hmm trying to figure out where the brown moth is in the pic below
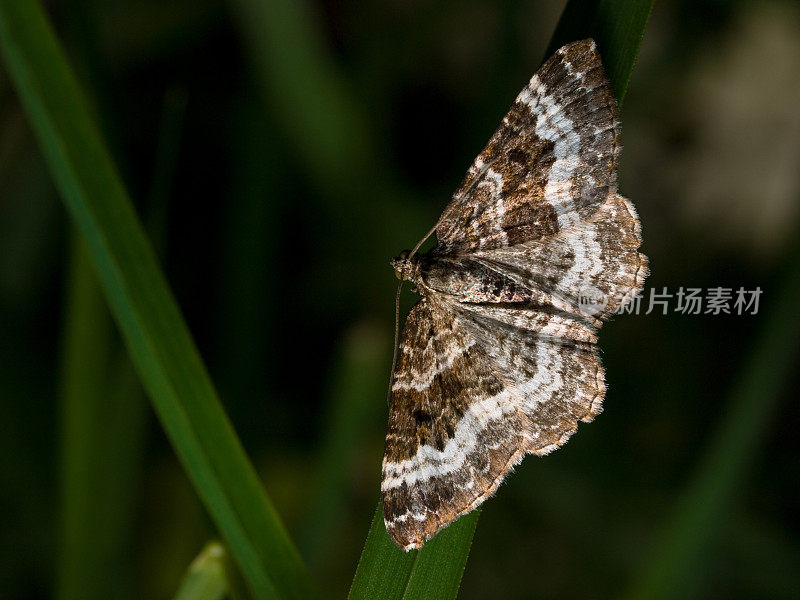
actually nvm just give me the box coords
[382,39,648,550]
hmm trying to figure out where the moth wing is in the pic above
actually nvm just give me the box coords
[454,304,606,457]
[382,297,607,550]
[472,193,648,319]
[435,39,619,254]
[382,299,528,550]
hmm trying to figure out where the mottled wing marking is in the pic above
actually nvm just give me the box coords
[467,317,606,457]
[474,193,648,318]
[383,299,528,550]
[459,304,598,344]
[382,300,606,550]
[435,39,619,254]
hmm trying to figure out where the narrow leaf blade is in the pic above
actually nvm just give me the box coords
[0,2,317,599]
[547,0,656,103]
[349,506,479,600]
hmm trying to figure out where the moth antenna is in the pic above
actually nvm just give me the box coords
[406,157,493,262]
[387,277,404,407]
[407,220,439,262]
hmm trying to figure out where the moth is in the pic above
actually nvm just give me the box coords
[382,39,648,550]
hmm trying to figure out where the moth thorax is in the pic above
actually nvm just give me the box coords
[391,250,422,283]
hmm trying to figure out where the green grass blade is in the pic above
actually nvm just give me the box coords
[172,543,228,600]
[0,2,317,599]
[348,506,479,600]
[547,0,655,106]
[346,2,654,597]
[396,510,479,600]
[348,506,416,600]
[547,0,655,103]
[623,253,800,600]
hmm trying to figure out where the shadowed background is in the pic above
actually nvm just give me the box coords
[1,0,798,599]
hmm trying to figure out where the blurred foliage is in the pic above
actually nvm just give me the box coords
[0,0,798,599]
[0,0,317,598]
[171,541,249,600]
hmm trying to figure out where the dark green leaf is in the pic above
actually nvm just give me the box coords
[547,0,656,103]
[348,506,479,600]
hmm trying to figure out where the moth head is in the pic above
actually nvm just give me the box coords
[391,249,418,282]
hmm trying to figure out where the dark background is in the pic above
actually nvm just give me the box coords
[1,0,798,598]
